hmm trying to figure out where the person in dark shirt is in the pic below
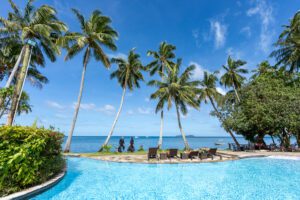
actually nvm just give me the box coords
[118,137,125,152]
[127,137,135,152]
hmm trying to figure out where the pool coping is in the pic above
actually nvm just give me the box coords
[1,167,66,200]
[68,151,300,164]
[71,153,239,164]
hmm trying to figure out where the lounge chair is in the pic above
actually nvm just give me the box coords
[148,147,159,160]
[230,143,240,151]
[200,148,221,160]
[269,143,279,152]
[188,151,199,160]
[168,149,178,159]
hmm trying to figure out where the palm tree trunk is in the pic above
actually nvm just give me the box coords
[64,49,90,153]
[175,103,190,150]
[6,44,31,125]
[157,63,165,149]
[296,135,300,147]
[271,135,276,144]
[99,87,126,151]
[157,110,164,149]
[0,47,25,114]
[208,96,240,148]
[233,84,241,102]
[5,46,25,88]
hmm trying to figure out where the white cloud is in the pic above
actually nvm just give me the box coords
[226,47,243,59]
[192,29,201,48]
[46,101,65,109]
[240,26,251,37]
[246,0,274,53]
[137,107,152,114]
[97,104,116,114]
[126,92,133,97]
[127,110,134,115]
[189,61,209,80]
[216,87,227,96]
[107,52,127,60]
[81,103,96,110]
[55,113,68,119]
[70,102,116,115]
[72,102,96,110]
[144,97,150,102]
[210,20,227,49]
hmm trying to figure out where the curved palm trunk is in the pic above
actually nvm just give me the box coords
[99,87,126,151]
[157,63,165,149]
[0,47,25,119]
[208,96,240,148]
[64,50,90,153]
[7,44,31,125]
[233,84,241,102]
[296,135,300,147]
[175,103,190,150]
[157,110,164,149]
[5,46,25,88]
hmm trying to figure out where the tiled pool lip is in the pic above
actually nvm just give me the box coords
[66,151,300,164]
[1,167,66,200]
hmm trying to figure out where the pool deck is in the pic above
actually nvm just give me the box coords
[70,150,300,164]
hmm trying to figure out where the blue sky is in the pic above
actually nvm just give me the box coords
[0,0,299,136]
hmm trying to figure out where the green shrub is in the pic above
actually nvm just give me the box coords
[137,145,144,152]
[0,126,65,197]
[102,145,113,152]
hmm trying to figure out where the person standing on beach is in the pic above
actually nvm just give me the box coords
[118,137,125,152]
[127,137,135,152]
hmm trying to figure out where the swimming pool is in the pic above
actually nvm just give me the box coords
[32,157,300,200]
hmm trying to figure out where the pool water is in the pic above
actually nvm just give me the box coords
[33,157,300,200]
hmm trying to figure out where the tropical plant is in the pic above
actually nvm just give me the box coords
[99,49,144,151]
[0,126,64,196]
[146,41,176,149]
[251,61,275,79]
[271,11,300,72]
[220,56,248,102]
[149,59,200,150]
[61,9,118,153]
[0,87,31,118]
[219,72,300,148]
[0,0,67,125]
[199,71,240,147]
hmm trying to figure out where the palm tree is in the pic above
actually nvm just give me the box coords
[251,61,275,79]
[199,71,240,147]
[271,11,300,72]
[220,56,248,102]
[99,49,144,151]
[149,59,200,150]
[0,0,67,125]
[147,42,176,149]
[62,9,118,153]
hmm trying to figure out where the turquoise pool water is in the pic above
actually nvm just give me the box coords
[33,157,300,200]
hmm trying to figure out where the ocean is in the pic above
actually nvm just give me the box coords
[62,136,276,153]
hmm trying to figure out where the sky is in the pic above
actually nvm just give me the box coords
[0,0,299,136]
